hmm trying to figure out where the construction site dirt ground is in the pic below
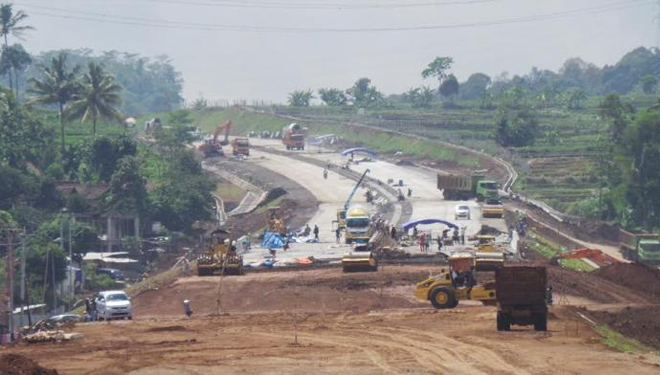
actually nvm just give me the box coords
[5,264,660,374]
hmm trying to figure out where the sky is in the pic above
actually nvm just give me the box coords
[10,0,659,103]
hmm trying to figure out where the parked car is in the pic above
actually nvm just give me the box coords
[454,204,471,220]
[47,313,80,324]
[97,268,125,281]
[95,290,133,321]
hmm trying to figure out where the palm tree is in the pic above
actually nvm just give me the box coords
[28,52,80,154]
[1,4,33,92]
[67,62,122,136]
[1,43,31,99]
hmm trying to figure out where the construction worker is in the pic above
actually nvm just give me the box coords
[303,224,311,237]
[419,232,426,253]
[313,225,320,241]
[323,168,328,179]
[413,225,419,239]
[183,300,193,320]
[460,226,466,245]
[390,226,397,241]
[90,298,97,321]
[424,232,430,252]
[335,227,341,243]
[407,188,412,198]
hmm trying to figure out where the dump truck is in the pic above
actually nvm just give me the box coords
[619,229,660,265]
[196,228,244,276]
[482,197,504,218]
[495,266,547,331]
[414,252,496,309]
[282,123,305,150]
[437,173,499,201]
[231,137,250,156]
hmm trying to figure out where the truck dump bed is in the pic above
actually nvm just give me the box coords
[436,174,472,191]
[619,229,657,251]
[495,266,547,306]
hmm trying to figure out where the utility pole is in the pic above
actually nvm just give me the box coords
[3,230,17,343]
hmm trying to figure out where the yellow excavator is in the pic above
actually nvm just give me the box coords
[197,228,244,276]
[414,252,496,309]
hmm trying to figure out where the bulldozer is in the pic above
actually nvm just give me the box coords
[196,228,244,276]
[414,252,496,309]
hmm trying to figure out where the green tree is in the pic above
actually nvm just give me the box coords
[67,62,123,136]
[318,88,347,106]
[0,43,31,99]
[640,75,658,94]
[38,217,99,266]
[0,3,32,93]
[421,56,454,90]
[347,78,383,108]
[621,110,660,229]
[598,94,634,144]
[566,89,587,110]
[149,150,215,232]
[439,74,459,104]
[84,135,137,183]
[106,155,148,214]
[287,89,314,107]
[28,52,80,154]
[460,73,490,100]
[403,86,434,108]
[494,106,538,147]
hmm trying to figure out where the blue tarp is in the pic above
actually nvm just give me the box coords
[402,219,458,232]
[341,147,377,157]
[261,232,284,249]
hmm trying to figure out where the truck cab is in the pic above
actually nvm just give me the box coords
[344,206,372,244]
[231,137,250,156]
[475,180,499,201]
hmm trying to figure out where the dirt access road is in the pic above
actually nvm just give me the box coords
[8,265,660,374]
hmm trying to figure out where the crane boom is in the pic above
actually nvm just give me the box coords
[344,169,370,211]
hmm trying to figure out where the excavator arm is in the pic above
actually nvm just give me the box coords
[213,120,232,146]
[344,169,371,212]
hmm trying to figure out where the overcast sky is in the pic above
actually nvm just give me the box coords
[11,0,658,103]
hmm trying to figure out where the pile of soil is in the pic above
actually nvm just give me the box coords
[479,225,503,236]
[593,263,660,302]
[0,354,58,375]
[228,198,300,237]
[546,266,649,304]
[587,306,660,351]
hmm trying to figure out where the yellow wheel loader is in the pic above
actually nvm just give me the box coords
[414,253,496,309]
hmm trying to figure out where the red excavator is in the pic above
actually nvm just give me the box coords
[550,248,621,267]
[199,120,231,157]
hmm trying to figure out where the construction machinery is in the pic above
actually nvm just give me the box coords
[481,197,504,218]
[196,228,244,276]
[198,120,232,157]
[414,252,496,309]
[496,266,548,331]
[231,137,250,156]
[335,169,370,233]
[344,205,373,244]
[437,173,499,201]
[550,248,621,267]
[342,242,378,272]
[619,229,660,265]
[282,123,306,150]
[474,235,505,270]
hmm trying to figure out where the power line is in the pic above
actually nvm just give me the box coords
[141,0,502,10]
[21,0,655,34]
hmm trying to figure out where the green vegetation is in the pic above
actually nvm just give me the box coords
[526,231,596,272]
[595,325,646,353]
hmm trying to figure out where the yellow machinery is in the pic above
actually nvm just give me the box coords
[267,207,286,235]
[414,253,496,309]
[197,228,244,276]
[342,242,378,272]
[481,197,504,218]
[474,235,505,271]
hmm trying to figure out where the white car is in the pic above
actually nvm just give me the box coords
[96,290,133,321]
[454,204,471,220]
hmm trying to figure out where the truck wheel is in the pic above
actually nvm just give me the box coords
[534,312,547,331]
[429,287,456,309]
[497,312,510,331]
